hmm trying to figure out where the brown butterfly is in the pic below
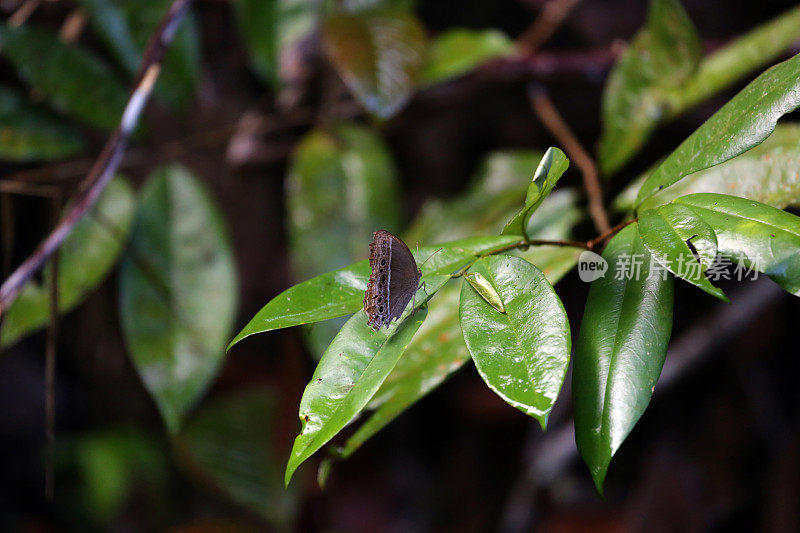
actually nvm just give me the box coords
[363,230,422,330]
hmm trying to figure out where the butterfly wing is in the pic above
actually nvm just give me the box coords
[386,233,421,323]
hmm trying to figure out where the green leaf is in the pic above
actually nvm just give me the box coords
[177,390,297,529]
[502,147,570,237]
[233,0,316,88]
[0,85,84,161]
[80,0,200,110]
[0,24,128,131]
[459,255,571,428]
[421,28,514,85]
[573,224,674,493]
[285,275,447,485]
[635,52,800,207]
[674,193,800,295]
[599,0,701,175]
[622,124,800,211]
[1,177,135,349]
[287,123,402,356]
[228,234,523,348]
[638,204,727,300]
[119,165,238,433]
[322,8,428,118]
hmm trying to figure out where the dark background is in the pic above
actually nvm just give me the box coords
[1,0,800,531]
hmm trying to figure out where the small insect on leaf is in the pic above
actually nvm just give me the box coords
[465,272,505,313]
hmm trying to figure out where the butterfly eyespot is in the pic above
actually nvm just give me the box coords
[380,259,387,266]
[377,297,382,303]
[379,306,384,312]
[380,275,386,282]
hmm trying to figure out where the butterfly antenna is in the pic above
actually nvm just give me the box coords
[418,247,444,270]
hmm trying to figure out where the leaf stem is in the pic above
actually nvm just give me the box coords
[453,237,590,278]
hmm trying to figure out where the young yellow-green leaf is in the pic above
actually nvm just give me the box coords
[635,52,800,207]
[1,177,135,349]
[617,125,800,212]
[228,234,523,348]
[233,0,316,88]
[465,271,505,313]
[287,123,402,356]
[285,275,447,485]
[599,0,700,175]
[421,28,514,85]
[0,85,84,161]
[573,224,674,493]
[675,193,800,296]
[79,0,200,110]
[323,8,427,118]
[459,255,571,428]
[177,390,298,530]
[502,147,570,237]
[119,165,238,434]
[638,204,727,300]
[0,24,127,131]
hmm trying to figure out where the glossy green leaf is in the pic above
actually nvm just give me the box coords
[599,0,700,175]
[1,177,135,349]
[459,255,571,428]
[635,52,800,207]
[0,24,128,131]
[228,234,523,348]
[178,390,297,529]
[119,165,238,433]
[618,124,800,212]
[573,224,674,492]
[638,204,726,300]
[502,148,570,237]
[285,275,447,485]
[287,123,402,356]
[0,85,84,161]
[233,0,316,87]
[323,8,427,118]
[421,28,514,85]
[675,193,800,295]
[80,0,200,110]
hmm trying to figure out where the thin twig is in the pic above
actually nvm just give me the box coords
[527,83,611,234]
[44,196,60,502]
[515,0,581,55]
[586,218,636,250]
[453,237,589,278]
[0,0,194,317]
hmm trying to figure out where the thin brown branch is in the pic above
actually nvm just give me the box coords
[527,83,611,234]
[0,0,194,317]
[586,218,636,250]
[515,0,581,56]
[59,8,88,43]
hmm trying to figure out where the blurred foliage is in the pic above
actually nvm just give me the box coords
[79,0,200,110]
[0,23,128,131]
[322,8,428,118]
[177,390,298,530]
[1,177,136,349]
[421,28,515,85]
[0,85,84,161]
[119,165,238,434]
